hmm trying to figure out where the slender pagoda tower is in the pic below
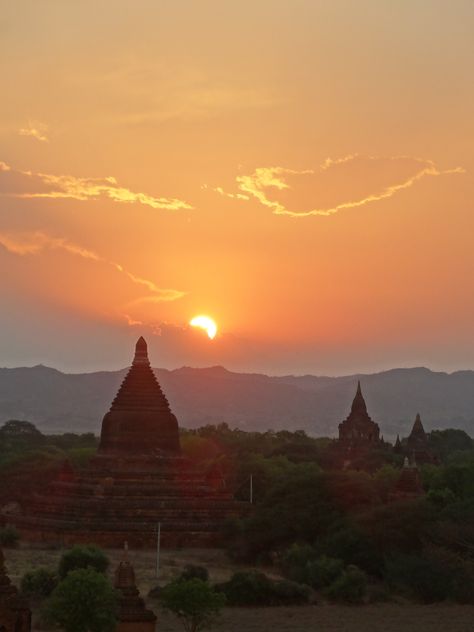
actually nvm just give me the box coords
[334,381,383,468]
[338,381,381,446]
[403,413,438,464]
[11,338,242,547]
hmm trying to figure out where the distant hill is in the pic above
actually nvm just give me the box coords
[0,365,473,440]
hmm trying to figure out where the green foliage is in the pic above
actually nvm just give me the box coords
[64,447,97,468]
[216,571,310,606]
[306,556,345,589]
[180,565,209,583]
[161,578,226,632]
[272,579,311,605]
[426,487,456,507]
[0,420,45,451]
[324,470,379,511]
[385,546,474,603]
[0,524,20,547]
[323,565,368,604]
[0,423,98,507]
[281,543,318,583]
[58,545,109,579]
[373,464,400,501]
[281,544,344,589]
[356,499,436,557]
[48,433,98,451]
[429,429,473,461]
[44,568,118,632]
[385,553,452,603]
[21,568,58,598]
[320,525,383,576]
[229,465,339,560]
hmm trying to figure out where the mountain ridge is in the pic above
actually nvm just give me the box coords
[0,365,472,439]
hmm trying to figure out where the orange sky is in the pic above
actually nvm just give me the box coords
[0,1,473,374]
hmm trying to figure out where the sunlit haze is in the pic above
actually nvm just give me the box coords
[0,1,473,375]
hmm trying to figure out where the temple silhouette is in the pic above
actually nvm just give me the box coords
[338,381,381,447]
[12,338,242,547]
[335,381,435,476]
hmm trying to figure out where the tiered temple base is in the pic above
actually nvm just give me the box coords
[14,453,242,547]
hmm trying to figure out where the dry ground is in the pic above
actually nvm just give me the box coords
[4,547,474,632]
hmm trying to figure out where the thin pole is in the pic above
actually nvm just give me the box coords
[156,522,161,579]
[250,474,253,504]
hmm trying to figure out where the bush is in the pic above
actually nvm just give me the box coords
[306,556,344,589]
[271,579,311,605]
[281,544,317,584]
[281,545,344,590]
[180,564,209,583]
[58,545,109,579]
[385,553,450,603]
[161,578,226,632]
[324,566,368,604]
[44,568,118,632]
[385,550,474,604]
[216,571,310,606]
[21,568,57,598]
[0,524,20,547]
[320,525,383,576]
[216,571,274,606]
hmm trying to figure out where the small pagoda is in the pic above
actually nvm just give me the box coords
[0,548,31,632]
[390,456,424,501]
[403,413,438,465]
[12,338,243,547]
[114,543,156,632]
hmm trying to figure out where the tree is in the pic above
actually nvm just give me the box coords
[58,544,109,579]
[161,578,226,632]
[21,568,57,598]
[45,568,118,632]
[0,420,44,450]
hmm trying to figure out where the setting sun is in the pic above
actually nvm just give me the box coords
[189,315,218,339]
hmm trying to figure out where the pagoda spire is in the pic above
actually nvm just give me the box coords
[132,337,149,366]
[350,380,368,415]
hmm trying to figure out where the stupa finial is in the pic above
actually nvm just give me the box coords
[133,336,149,366]
[122,541,129,562]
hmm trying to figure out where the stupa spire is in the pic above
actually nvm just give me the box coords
[351,380,368,415]
[133,337,149,366]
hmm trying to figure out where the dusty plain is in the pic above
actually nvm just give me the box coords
[4,547,474,632]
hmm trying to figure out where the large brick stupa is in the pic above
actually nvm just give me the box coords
[12,338,242,547]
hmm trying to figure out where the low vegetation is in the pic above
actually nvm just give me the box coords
[2,421,474,608]
[160,578,226,632]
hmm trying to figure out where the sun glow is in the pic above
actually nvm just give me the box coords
[190,315,218,339]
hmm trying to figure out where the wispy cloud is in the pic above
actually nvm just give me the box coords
[210,155,465,218]
[0,161,192,211]
[0,231,186,304]
[18,121,49,143]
